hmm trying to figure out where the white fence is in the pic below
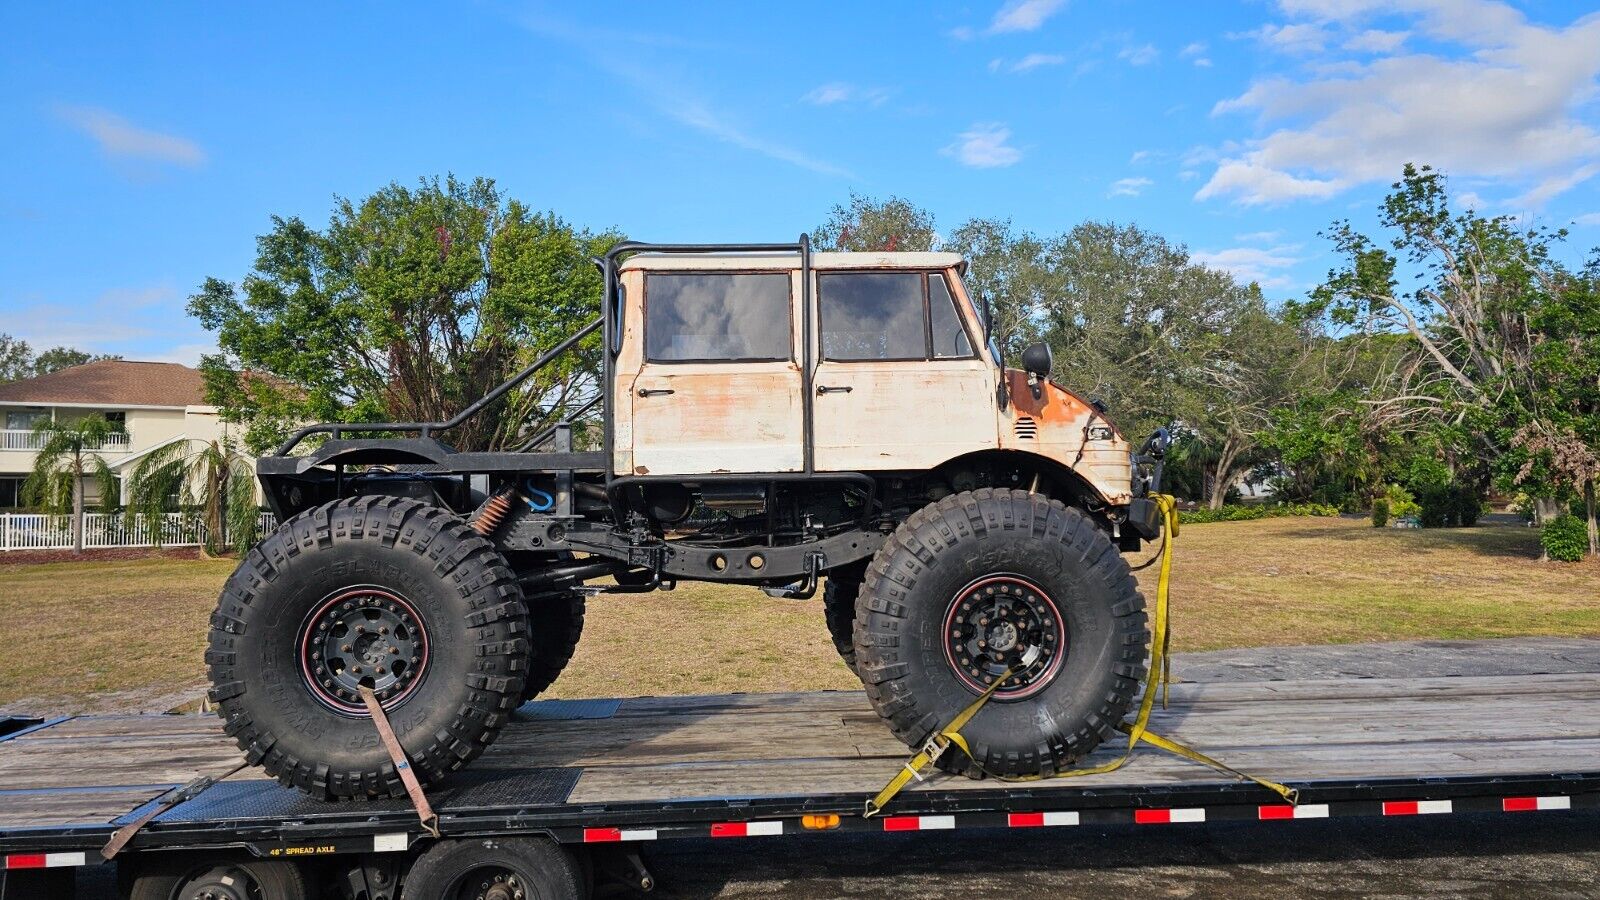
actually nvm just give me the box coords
[0,512,278,552]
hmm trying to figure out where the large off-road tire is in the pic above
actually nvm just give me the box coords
[402,837,586,900]
[206,496,529,800]
[855,488,1149,778]
[520,589,586,703]
[823,561,868,672]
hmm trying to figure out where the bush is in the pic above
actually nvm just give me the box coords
[1450,485,1483,527]
[1540,515,1588,562]
[1415,484,1452,528]
[1371,498,1390,528]
[1179,502,1341,525]
[1382,484,1422,522]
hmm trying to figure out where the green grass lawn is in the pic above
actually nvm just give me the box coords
[1,516,1594,712]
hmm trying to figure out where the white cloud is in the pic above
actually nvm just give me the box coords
[802,82,890,106]
[1240,22,1331,53]
[1235,230,1283,242]
[945,123,1023,168]
[1010,52,1066,72]
[1190,245,1303,289]
[1509,162,1600,209]
[1571,212,1600,226]
[1181,41,1207,58]
[1193,57,1214,67]
[1118,43,1159,66]
[1107,176,1153,197]
[989,0,1067,34]
[1198,2,1600,206]
[1129,150,1154,164]
[671,101,854,177]
[1343,29,1408,52]
[55,106,205,167]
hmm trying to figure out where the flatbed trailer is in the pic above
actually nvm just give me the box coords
[3,671,1598,898]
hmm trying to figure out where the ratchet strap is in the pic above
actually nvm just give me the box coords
[865,494,1298,817]
[360,686,441,838]
[102,760,249,859]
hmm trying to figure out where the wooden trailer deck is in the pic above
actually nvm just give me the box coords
[3,671,1599,835]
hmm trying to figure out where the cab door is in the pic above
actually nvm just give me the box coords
[621,269,804,476]
[811,269,997,471]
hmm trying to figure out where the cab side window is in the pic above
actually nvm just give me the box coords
[819,271,975,361]
[928,274,973,359]
[645,273,792,362]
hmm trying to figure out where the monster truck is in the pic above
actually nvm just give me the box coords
[207,237,1170,799]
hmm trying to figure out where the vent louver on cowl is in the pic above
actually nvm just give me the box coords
[1014,416,1037,439]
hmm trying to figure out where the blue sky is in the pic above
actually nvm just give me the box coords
[3,0,1598,365]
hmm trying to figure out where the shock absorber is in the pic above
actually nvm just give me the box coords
[470,489,516,536]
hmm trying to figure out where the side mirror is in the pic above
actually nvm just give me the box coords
[981,296,994,339]
[1021,342,1052,380]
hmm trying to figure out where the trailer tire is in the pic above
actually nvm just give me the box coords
[403,837,586,900]
[521,589,586,703]
[207,496,529,800]
[823,562,867,672]
[124,856,309,900]
[856,488,1149,778]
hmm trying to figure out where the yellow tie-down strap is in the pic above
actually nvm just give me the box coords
[865,494,1298,818]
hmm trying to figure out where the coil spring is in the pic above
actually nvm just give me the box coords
[471,490,515,535]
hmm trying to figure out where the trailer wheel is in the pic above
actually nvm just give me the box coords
[823,561,868,672]
[403,837,586,900]
[856,488,1149,778]
[207,496,529,800]
[520,589,586,703]
[124,856,309,900]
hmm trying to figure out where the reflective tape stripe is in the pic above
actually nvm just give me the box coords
[1008,811,1080,827]
[882,814,955,832]
[710,821,783,838]
[1382,800,1453,816]
[1503,796,1570,812]
[1134,808,1205,824]
[4,852,85,869]
[583,828,657,842]
[1258,804,1329,820]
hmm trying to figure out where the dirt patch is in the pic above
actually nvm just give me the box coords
[0,546,208,566]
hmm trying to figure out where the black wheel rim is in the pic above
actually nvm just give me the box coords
[298,586,430,715]
[447,865,529,900]
[175,864,262,900]
[942,574,1066,700]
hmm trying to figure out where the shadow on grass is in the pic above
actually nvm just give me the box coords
[1270,522,1543,561]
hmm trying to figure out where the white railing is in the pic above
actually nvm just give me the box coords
[0,511,278,552]
[0,430,132,451]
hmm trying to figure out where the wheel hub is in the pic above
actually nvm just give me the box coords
[298,587,429,715]
[942,574,1066,700]
[181,866,255,900]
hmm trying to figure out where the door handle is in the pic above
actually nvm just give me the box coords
[816,384,852,395]
[637,388,675,397]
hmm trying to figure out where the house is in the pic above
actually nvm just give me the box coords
[0,360,245,509]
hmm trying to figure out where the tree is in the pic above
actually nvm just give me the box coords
[23,417,123,554]
[0,334,116,383]
[811,193,939,252]
[190,175,621,453]
[945,218,1049,357]
[0,334,30,383]
[1301,164,1593,548]
[123,436,260,555]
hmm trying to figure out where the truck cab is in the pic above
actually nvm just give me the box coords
[612,250,1138,513]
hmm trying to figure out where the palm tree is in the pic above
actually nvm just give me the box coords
[124,436,261,555]
[24,417,124,554]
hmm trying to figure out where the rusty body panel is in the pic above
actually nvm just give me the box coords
[1000,370,1134,504]
[610,252,1134,506]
